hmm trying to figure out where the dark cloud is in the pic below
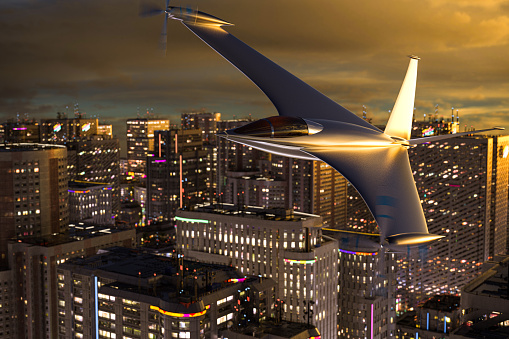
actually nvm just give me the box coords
[1,0,509,144]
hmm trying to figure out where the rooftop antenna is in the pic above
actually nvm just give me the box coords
[74,102,80,119]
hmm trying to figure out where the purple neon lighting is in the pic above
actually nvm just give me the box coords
[154,159,166,163]
[371,304,374,339]
[339,249,377,256]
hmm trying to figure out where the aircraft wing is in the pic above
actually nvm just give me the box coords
[182,22,380,131]
[303,145,443,245]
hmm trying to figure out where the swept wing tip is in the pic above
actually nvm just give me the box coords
[408,55,420,60]
[494,126,505,130]
[385,233,444,246]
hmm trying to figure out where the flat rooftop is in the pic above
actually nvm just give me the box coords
[64,247,268,304]
[14,223,127,247]
[223,320,320,338]
[0,143,66,152]
[418,294,460,312]
[187,203,321,223]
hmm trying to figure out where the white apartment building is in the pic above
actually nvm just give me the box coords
[176,204,338,338]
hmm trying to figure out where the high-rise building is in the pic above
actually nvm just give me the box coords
[126,118,170,177]
[67,134,121,211]
[57,247,277,339]
[176,204,338,338]
[40,117,98,144]
[68,181,114,225]
[97,124,113,136]
[5,225,136,339]
[223,152,348,229]
[324,230,397,339]
[398,135,509,307]
[181,111,221,145]
[182,112,222,203]
[146,129,208,222]
[2,120,40,143]
[0,144,68,268]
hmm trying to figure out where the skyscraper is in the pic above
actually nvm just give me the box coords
[399,135,509,307]
[0,144,68,267]
[57,247,277,339]
[176,204,338,338]
[40,117,98,144]
[146,129,208,221]
[67,134,121,212]
[126,118,170,177]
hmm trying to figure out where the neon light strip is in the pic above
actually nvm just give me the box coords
[227,278,246,283]
[310,337,321,339]
[68,190,90,194]
[13,127,27,130]
[174,216,209,224]
[339,249,377,256]
[284,259,315,264]
[154,159,166,163]
[371,304,374,339]
[427,313,429,330]
[94,276,99,339]
[444,316,447,333]
[150,304,210,318]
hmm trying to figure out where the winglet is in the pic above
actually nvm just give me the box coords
[385,232,444,246]
[385,56,419,141]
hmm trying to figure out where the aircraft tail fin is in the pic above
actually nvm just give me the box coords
[384,56,419,141]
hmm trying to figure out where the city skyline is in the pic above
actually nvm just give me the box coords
[1,0,509,140]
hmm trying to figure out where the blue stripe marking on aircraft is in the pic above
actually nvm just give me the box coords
[376,196,397,206]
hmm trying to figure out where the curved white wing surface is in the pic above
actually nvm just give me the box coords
[303,146,443,245]
[183,23,380,131]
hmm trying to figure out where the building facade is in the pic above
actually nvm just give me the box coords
[57,247,276,339]
[176,204,338,338]
[146,129,208,222]
[126,118,170,177]
[0,144,68,268]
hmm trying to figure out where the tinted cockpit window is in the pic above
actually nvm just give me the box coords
[267,116,308,138]
[234,119,272,137]
[233,116,309,138]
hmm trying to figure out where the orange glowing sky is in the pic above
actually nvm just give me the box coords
[1,0,509,139]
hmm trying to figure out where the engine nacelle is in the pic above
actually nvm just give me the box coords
[232,116,322,138]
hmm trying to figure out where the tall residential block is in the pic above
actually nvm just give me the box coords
[68,181,114,225]
[126,118,169,177]
[0,144,68,267]
[6,226,136,339]
[2,120,40,143]
[40,118,98,144]
[57,247,277,339]
[176,204,338,338]
[146,129,208,222]
[67,135,121,211]
[181,111,221,145]
[398,135,509,307]
[325,230,397,339]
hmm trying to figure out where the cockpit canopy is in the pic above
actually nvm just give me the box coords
[233,116,321,138]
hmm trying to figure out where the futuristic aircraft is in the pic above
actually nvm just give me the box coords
[143,4,503,246]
